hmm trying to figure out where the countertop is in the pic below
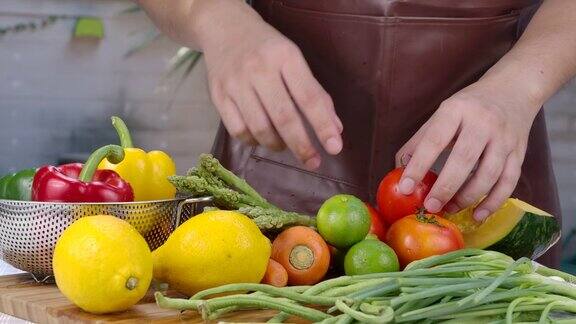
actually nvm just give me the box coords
[0,261,29,324]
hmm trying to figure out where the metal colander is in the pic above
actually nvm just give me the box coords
[0,196,212,282]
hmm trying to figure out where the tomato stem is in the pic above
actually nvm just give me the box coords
[415,209,444,228]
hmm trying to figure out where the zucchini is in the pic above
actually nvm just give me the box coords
[445,198,560,259]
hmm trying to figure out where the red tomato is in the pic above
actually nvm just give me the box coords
[365,203,387,241]
[376,167,438,225]
[386,213,464,268]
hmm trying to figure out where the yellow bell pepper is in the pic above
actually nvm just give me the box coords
[98,116,176,201]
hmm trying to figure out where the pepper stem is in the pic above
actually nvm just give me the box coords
[78,145,125,182]
[111,116,134,148]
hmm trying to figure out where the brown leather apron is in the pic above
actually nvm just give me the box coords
[212,0,561,266]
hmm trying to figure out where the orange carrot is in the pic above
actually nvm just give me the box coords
[261,259,289,287]
[271,226,330,286]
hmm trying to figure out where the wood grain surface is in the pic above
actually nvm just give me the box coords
[0,274,305,324]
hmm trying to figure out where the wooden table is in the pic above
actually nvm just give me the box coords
[0,261,29,324]
[0,265,304,324]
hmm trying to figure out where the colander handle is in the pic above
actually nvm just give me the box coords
[174,196,213,228]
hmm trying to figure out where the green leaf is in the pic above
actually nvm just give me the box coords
[73,17,104,39]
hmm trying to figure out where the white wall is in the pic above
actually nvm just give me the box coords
[0,0,220,175]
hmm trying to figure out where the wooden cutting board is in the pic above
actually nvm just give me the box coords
[0,274,306,324]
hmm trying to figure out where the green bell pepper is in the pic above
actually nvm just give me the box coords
[0,168,36,201]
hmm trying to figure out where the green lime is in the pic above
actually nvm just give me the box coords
[316,194,371,249]
[344,239,400,275]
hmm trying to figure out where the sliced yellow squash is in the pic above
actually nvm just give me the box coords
[445,198,560,259]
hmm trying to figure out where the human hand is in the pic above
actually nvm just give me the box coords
[395,80,541,221]
[198,0,343,170]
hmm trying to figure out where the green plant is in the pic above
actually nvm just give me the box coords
[0,15,67,36]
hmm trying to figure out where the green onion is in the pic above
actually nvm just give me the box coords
[154,249,576,323]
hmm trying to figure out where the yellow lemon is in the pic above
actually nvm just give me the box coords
[153,210,271,295]
[53,215,153,314]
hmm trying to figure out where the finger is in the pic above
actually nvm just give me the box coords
[399,111,460,195]
[446,143,509,213]
[215,95,257,145]
[424,127,489,213]
[334,115,344,134]
[232,85,285,151]
[254,72,314,153]
[209,81,256,144]
[252,72,320,169]
[473,153,523,221]
[281,53,343,155]
[395,119,433,167]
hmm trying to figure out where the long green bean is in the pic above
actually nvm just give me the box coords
[391,280,492,307]
[267,277,350,323]
[395,296,443,316]
[535,263,576,284]
[190,283,338,306]
[403,249,492,270]
[458,258,532,306]
[320,278,391,297]
[396,289,545,322]
[335,299,394,324]
[506,297,539,323]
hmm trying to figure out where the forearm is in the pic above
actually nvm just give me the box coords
[135,0,260,51]
[480,0,576,110]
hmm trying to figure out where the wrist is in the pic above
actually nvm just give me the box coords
[479,55,546,116]
[189,0,262,51]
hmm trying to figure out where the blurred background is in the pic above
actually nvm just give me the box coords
[0,0,219,175]
[0,0,575,270]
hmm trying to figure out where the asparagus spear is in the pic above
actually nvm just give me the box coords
[203,206,316,230]
[187,165,226,189]
[239,206,316,230]
[199,154,275,209]
[170,154,316,232]
[169,175,252,209]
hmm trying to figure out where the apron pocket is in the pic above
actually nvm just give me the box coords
[386,0,538,18]
[275,1,523,23]
[276,0,538,18]
[242,154,368,214]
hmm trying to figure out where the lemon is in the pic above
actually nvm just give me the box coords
[53,215,153,314]
[153,210,271,295]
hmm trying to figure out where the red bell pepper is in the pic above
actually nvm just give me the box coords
[32,145,134,203]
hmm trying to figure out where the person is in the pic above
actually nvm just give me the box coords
[137,0,576,266]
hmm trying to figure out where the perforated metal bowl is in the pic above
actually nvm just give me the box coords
[0,196,212,282]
